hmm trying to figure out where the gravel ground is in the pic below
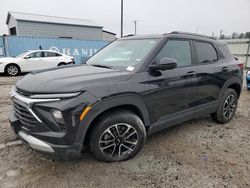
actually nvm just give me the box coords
[0,75,249,188]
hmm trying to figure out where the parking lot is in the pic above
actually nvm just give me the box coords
[0,75,250,188]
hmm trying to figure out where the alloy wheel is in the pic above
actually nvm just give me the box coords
[99,123,139,158]
[223,94,236,119]
[7,65,19,76]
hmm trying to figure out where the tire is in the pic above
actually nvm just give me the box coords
[211,88,238,124]
[58,62,66,66]
[5,64,20,76]
[89,110,146,162]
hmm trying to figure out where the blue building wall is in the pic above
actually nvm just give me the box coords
[3,36,109,64]
[0,36,4,56]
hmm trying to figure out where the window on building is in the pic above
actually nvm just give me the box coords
[59,37,73,39]
[9,27,17,35]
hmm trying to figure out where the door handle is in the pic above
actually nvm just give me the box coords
[222,67,229,72]
[185,71,197,77]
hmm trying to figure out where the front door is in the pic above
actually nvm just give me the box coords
[145,38,199,131]
[22,51,46,71]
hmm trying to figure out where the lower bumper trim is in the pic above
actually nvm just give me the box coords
[18,131,54,153]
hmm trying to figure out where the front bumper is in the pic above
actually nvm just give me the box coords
[0,63,5,73]
[8,111,76,156]
[8,86,96,160]
[8,89,98,159]
[18,130,54,153]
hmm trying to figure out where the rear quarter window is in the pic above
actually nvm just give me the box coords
[216,44,233,59]
[196,41,218,63]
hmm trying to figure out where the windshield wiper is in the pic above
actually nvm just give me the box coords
[90,64,113,69]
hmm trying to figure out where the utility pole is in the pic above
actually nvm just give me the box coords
[121,0,124,38]
[133,20,137,35]
[246,37,250,68]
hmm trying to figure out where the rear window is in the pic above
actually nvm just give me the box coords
[44,52,62,57]
[196,41,218,63]
[217,44,232,59]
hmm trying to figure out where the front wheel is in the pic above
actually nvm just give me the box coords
[211,88,238,124]
[89,110,146,162]
[5,64,20,76]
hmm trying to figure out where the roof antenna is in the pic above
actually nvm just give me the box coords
[195,26,199,33]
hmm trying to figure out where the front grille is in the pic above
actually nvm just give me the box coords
[13,100,38,132]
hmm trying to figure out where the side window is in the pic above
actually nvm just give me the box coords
[195,41,218,63]
[28,52,45,58]
[156,39,192,67]
[44,52,58,57]
[56,53,62,57]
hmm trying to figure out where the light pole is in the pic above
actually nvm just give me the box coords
[121,0,124,38]
[133,20,137,35]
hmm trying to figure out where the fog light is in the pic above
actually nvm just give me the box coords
[52,109,64,124]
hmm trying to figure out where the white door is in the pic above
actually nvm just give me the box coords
[43,52,62,68]
[21,51,47,71]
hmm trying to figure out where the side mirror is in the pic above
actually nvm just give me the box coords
[24,55,30,59]
[149,57,177,71]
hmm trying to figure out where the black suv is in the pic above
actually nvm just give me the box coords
[8,32,243,162]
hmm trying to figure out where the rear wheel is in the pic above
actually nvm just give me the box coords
[89,110,146,162]
[211,88,238,124]
[5,64,20,76]
[58,62,66,66]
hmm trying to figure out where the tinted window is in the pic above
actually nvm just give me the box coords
[44,52,60,57]
[196,41,218,63]
[157,40,192,67]
[28,52,45,58]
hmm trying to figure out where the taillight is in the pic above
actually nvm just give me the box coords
[70,58,75,64]
[238,63,244,70]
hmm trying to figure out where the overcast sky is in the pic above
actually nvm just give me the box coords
[1,0,250,37]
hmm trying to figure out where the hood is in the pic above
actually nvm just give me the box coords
[16,65,133,94]
[0,57,16,62]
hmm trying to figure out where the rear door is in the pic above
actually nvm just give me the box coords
[193,40,226,115]
[145,38,199,128]
[43,52,62,68]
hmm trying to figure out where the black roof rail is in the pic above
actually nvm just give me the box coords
[168,31,216,40]
[122,34,135,38]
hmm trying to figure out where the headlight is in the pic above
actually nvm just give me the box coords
[51,109,65,124]
[30,92,81,99]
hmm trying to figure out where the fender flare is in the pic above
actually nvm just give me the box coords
[219,77,242,98]
[75,94,150,145]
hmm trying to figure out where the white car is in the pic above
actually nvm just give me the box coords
[0,50,74,76]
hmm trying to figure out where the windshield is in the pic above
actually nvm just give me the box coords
[15,51,30,58]
[86,39,159,71]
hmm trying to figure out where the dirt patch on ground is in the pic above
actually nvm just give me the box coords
[0,75,249,188]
